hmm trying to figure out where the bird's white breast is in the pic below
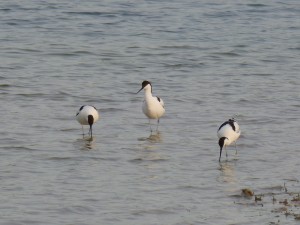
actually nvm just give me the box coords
[142,96,165,119]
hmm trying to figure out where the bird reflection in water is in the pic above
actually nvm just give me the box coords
[138,131,163,144]
[147,131,163,143]
[75,136,96,150]
[135,131,165,167]
[218,161,238,184]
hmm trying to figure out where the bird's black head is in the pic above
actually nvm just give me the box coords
[218,137,228,162]
[219,137,227,149]
[142,80,151,88]
[137,80,152,94]
[88,115,94,126]
[88,115,94,138]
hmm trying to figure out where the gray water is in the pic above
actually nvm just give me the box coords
[1,1,300,224]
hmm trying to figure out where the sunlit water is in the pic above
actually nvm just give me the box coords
[0,1,299,224]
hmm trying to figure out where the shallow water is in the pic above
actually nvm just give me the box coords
[0,0,299,224]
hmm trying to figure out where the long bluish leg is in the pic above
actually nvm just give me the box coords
[156,119,159,131]
[235,141,237,155]
[149,119,152,133]
[81,125,84,137]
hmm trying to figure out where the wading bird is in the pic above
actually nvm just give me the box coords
[137,80,165,132]
[76,105,99,138]
[217,118,241,161]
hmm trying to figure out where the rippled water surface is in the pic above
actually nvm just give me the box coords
[1,1,299,224]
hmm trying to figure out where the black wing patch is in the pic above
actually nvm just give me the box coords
[218,119,236,131]
[228,119,236,131]
[156,97,161,102]
[76,105,85,116]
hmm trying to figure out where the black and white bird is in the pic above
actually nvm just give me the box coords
[217,118,241,161]
[76,105,99,137]
[137,80,165,132]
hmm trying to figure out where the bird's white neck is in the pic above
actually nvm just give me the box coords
[143,84,153,98]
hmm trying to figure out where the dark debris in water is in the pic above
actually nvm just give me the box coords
[235,182,300,221]
[242,188,254,197]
